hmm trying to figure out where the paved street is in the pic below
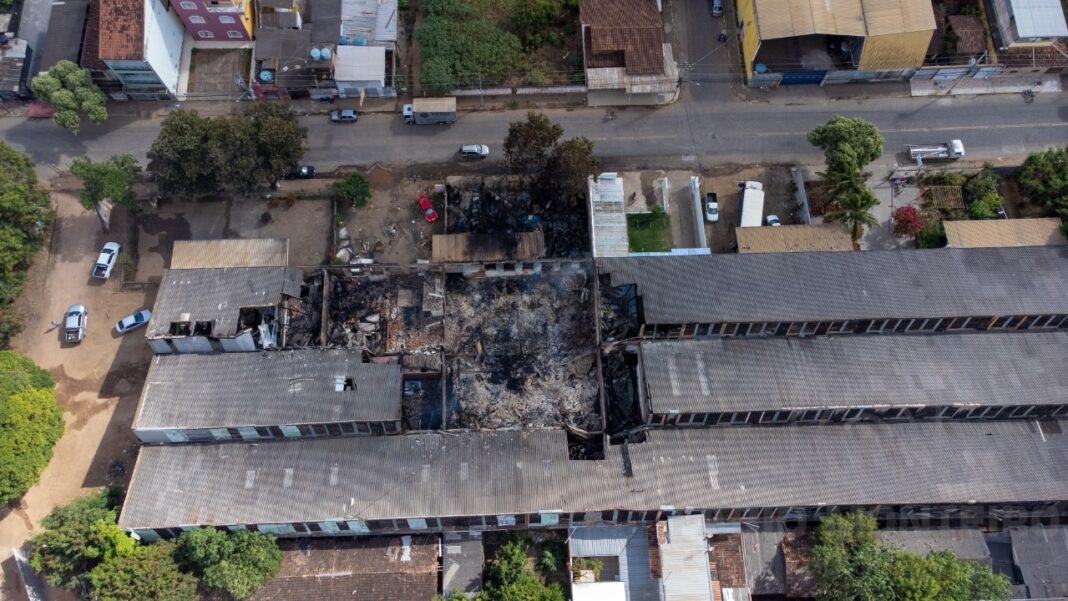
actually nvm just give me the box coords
[2,92,1066,174]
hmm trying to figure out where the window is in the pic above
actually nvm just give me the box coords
[179,0,196,7]
[227,30,243,38]
[189,15,205,22]
[218,14,235,22]
[198,30,214,38]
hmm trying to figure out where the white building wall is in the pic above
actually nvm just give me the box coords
[144,0,185,95]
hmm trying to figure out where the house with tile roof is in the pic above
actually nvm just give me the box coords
[579,0,679,106]
[81,0,185,99]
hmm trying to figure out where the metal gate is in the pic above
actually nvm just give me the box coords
[780,70,828,85]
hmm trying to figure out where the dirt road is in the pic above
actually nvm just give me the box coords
[0,189,155,600]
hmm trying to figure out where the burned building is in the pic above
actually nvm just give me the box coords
[145,266,305,353]
[598,247,1068,340]
[119,420,1068,539]
[633,332,1068,427]
[132,350,403,443]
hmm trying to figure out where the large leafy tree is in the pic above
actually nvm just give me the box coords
[808,115,885,171]
[503,111,564,179]
[484,538,565,601]
[811,512,1010,601]
[1019,147,1068,221]
[88,542,197,601]
[242,102,307,188]
[541,136,601,199]
[820,160,879,244]
[333,173,372,208]
[29,489,132,590]
[0,352,64,505]
[148,110,231,196]
[70,155,142,211]
[30,60,108,134]
[0,143,52,314]
[174,528,282,600]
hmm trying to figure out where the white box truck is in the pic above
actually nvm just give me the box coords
[738,181,765,228]
[403,97,457,125]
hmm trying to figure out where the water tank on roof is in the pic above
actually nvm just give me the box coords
[259,70,274,82]
[310,48,322,61]
[354,35,366,46]
[320,48,332,60]
[338,36,349,45]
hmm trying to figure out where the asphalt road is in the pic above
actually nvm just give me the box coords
[4,92,1067,174]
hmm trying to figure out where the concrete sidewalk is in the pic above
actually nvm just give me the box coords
[911,73,1062,97]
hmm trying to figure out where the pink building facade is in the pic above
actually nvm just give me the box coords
[172,0,253,41]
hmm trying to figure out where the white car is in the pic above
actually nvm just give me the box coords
[92,242,121,279]
[115,309,152,334]
[766,214,782,227]
[704,193,719,223]
[64,304,87,343]
[460,144,490,159]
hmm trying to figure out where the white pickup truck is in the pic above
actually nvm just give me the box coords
[64,304,87,343]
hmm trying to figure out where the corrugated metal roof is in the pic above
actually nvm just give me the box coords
[170,239,290,269]
[598,247,1068,324]
[736,224,853,254]
[879,529,991,565]
[861,0,936,35]
[589,174,630,257]
[132,350,401,430]
[118,420,1068,530]
[1009,525,1068,599]
[146,267,304,339]
[1009,0,1068,38]
[639,332,1068,415]
[660,516,713,601]
[755,0,866,39]
[339,0,397,44]
[442,533,483,595]
[571,526,659,601]
[333,45,385,84]
[944,218,1068,249]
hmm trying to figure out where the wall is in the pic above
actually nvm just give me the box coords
[144,0,185,94]
[173,0,252,41]
[858,30,933,70]
[737,0,761,79]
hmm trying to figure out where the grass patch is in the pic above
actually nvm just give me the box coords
[627,208,671,252]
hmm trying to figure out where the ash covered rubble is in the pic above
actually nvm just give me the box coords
[445,176,590,259]
[445,266,600,431]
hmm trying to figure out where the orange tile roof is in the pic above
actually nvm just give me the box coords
[580,0,665,75]
[87,0,144,64]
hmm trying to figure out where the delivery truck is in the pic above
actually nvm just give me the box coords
[403,97,457,125]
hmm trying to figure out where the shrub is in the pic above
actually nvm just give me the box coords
[571,557,604,580]
[332,173,372,208]
[915,219,947,248]
[892,205,926,238]
[0,352,64,506]
[963,165,999,204]
[969,191,1003,220]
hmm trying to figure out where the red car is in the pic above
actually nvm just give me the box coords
[417,193,438,222]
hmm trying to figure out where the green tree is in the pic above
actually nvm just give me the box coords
[969,191,1003,220]
[915,219,947,249]
[1019,147,1068,221]
[808,115,885,171]
[927,550,1010,601]
[0,352,64,506]
[484,539,565,601]
[148,110,230,196]
[821,161,879,244]
[242,102,308,188]
[70,155,142,211]
[889,552,942,601]
[504,111,564,179]
[174,528,282,600]
[30,60,108,134]
[419,56,457,96]
[0,143,53,328]
[29,489,132,590]
[513,0,561,50]
[540,136,601,199]
[88,542,197,601]
[333,173,372,208]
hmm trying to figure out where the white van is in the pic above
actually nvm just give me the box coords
[460,144,490,159]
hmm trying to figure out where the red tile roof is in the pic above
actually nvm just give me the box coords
[84,0,144,66]
[997,39,1068,68]
[946,15,986,56]
[580,0,665,75]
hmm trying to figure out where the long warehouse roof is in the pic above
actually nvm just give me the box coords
[132,350,402,430]
[597,247,1068,325]
[639,331,1068,414]
[119,420,1068,530]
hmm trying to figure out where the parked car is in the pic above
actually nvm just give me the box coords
[284,166,316,179]
[460,144,490,159]
[115,309,152,334]
[417,193,438,222]
[64,304,87,343]
[704,192,720,223]
[765,214,782,227]
[92,242,121,279]
[711,0,723,16]
[330,109,358,123]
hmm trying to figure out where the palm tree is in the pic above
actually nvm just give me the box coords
[820,160,880,247]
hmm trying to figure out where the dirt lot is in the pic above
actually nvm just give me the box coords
[698,165,796,253]
[0,189,155,601]
[337,166,444,265]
